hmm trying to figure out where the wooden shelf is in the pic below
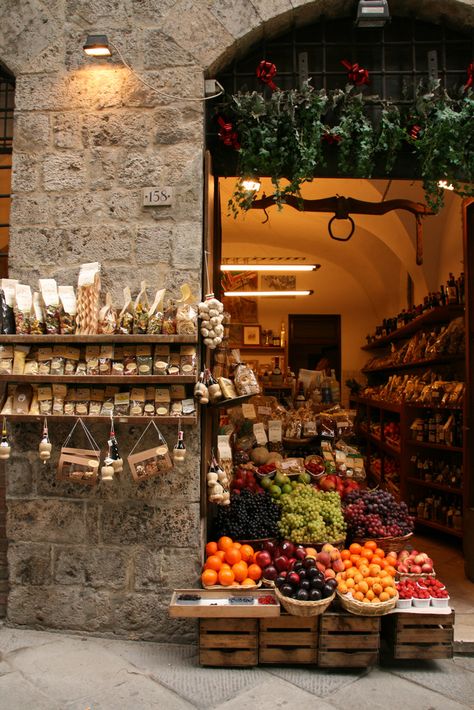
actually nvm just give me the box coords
[368,434,401,458]
[5,414,197,425]
[406,440,463,453]
[210,393,255,409]
[362,354,465,375]
[415,517,463,538]
[407,478,463,495]
[361,305,465,351]
[350,396,402,414]
[237,345,285,352]
[0,334,197,344]
[0,375,196,384]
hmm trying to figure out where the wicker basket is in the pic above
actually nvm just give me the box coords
[299,539,346,552]
[274,586,335,616]
[236,537,277,551]
[352,532,413,555]
[396,570,436,582]
[336,590,398,616]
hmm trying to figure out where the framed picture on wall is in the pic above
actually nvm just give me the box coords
[243,325,261,345]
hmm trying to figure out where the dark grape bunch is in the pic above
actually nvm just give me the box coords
[343,489,414,538]
[214,490,280,540]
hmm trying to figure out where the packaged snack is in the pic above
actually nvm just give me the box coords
[153,345,170,375]
[0,345,13,375]
[180,345,197,376]
[111,346,124,375]
[75,361,87,376]
[114,391,130,416]
[64,387,76,415]
[118,287,133,335]
[171,401,183,417]
[50,345,65,376]
[218,377,238,399]
[130,387,145,416]
[64,346,80,375]
[147,288,165,334]
[167,352,180,376]
[38,347,53,375]
[123,346,137,375]
[1,394,13,415]
[89,388,104,416]
[14,284,32,334]
[231,349,260,396]
[155,388,170,416]
[144,386,156,417]
[99,345,113,375]
[162,299,177,334]
[0,279,18,334]
[85,345,100,375]
[29,388,39,415]
[38,385,53,416]
[101,386,119,416]
[76,262,101,335]
[170,384,186,400]
[52,384,67,415]
[39,279,61,334]
[182,398,196,415]
[133,281,149,334]
[75,387,90,416]
[176,302,198,336]
[30,292,45,334]
[136,345,153,376]
[58,285,77,334]
[24,356,38,376]
[98,292,117,335]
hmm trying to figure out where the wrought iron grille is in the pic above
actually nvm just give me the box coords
[0,66,14,154]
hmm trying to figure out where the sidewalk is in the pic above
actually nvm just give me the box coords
[0,623,473,709]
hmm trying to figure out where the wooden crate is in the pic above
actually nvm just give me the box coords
[318,612,380,667]
[259,615,318,664]
[199,618,258,667]
[382,611,454,660]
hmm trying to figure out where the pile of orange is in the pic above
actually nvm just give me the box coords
[201,536,263,588]
[336,541,398,604]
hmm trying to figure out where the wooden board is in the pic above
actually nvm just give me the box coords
[0,334,197,344]
[0,374,196,384]
[259,614,318,665]
[318,612,380,668]
[382,611,454,660]
[169,589,280,618]
[320,614,380,633]
[318,650,379,668]
[199,618,258,667]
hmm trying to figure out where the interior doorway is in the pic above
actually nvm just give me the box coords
[288,314,341,379]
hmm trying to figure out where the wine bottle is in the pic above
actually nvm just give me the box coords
[295,381,306,407]
[280,321,286,347]
[446,273,458,304]
[330,369,340,403]
[271,357,282,385]
[173,430,186,462]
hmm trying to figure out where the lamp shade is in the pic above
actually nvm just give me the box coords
[355,0,390,27]
[83,34,112,57]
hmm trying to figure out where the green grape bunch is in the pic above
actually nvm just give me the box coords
[277,484,347,544]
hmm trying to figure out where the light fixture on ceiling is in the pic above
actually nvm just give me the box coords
[241,179,261,192]
[83,34,112,57]
[355,0,390,27]
[221,264,320,272]
[224,290,313,297]
[438,180,455,191]
[82,34,223,101]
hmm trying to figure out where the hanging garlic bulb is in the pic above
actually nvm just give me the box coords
[198,293,224,350]
[0,417,11,460]
[38,418,52,463]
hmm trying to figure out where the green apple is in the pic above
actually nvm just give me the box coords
[269,484,282,498]
[260,476,273,489]
[274,472,287,487]
[282,483,293,494]
[298,472,311,484]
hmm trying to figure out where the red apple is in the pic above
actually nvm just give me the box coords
[256,550,272,568]
[263,564,278,581]
[274,555,289,572]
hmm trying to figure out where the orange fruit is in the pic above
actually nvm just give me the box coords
[366,589,375,601]
[239,544,254,563]
[369,564,381,576]
[218,536,233,551]
[247,563,262,581]
[205,555,222,572]
[218,568,235,586]
[346,566,358,578]
[201,569,218,586]
[360,548,373,560]
[225,547,242,565]
[359,566,370,578]
[241,578,257,587]
[364,541,377,551]
[341,549,351,561]
[346,578,355,589]
[350,554,361,565]
[343,559,353,570]
[216,550,226,561]
[371,556,383,567]
[338,582,348,594]
[349,543,362,555]
[362,597,372,604]
[354,591,365,601]
[354,573,364,584]
[381,577,393,589]
[205,541,218,556]
[385,565,397,577]
[371,597,381,603]
[357,580,368,594]
[385,586,397,598]
[374,548,385,559]
[379,591,390,602]
[372,582,383,596]
[232,561,248,582]
[232,542,242,549]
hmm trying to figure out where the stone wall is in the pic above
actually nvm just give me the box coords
[1,0,474,640]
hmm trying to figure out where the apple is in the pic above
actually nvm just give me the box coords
[414,553,429,565]
[274,555,289,572]
[330,549,340,562]
[421,562,433,573]
[321,543,334,554]
[332,558,344,573]
[295,547,307,560]
[324,568,336,579]
[410,564,422,574]
[262,564,278,581]
[255,550,272,568]
[288,571,300,585]
[316,551,331,568]
[263,540,277,555]
[398,563,409,573]
[280,540,296,558]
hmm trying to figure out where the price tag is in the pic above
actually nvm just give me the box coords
[268,420,282,442]
[242,403,256,419]
[257,406,272,415]
[142,186,173,206]
[253,423,268,445]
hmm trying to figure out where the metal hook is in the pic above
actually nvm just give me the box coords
[328,215,355,241]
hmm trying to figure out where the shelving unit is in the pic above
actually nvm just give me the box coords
[361,305,464,350]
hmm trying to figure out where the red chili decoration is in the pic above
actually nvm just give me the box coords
[464,62,474,90]
[410,124,422,140]
[256,60,278,91]
[217,115,240,150]
[341,59,370,86]
[323,131,342,145]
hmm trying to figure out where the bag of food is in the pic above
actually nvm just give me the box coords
[162,299,177,334]
[76,262,101,335]
[58,285,76,334]
[89,388,104,416]
[0,279,18,334]
[0,345,13,375]
[39,279,61,334]
[13,346,29,375]
[147,288,165,334]
[98,292,117,335]
[133,281,149,334]
[130,387,145,416]
[31,292,45,334]
[14,284,33,334]
[118,287,133,335]
[231,349,260,396]
[176,284,198,336]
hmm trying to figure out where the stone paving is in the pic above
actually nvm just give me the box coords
[0,623,473,710]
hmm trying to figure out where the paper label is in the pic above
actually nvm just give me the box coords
[15,284,32,313]
[76,387,90,400]
[39,279,59,307]
[0,345,13,358]
[253,422,268,445]
[145,386,155,400]
[100,345,114,359]
[58,285,76,315]
[257,406,272,415]
[170,384,186,400]
[114,392,130,405]
[123,345,136,357]
[104,386,120,397]
[154,345,170,356]
[65,387,76,401]
[242,403,257,420]
[217,434,232,461]
[33,292,44,321]
[130,387,145,402]
[37,386,53,401]
[268,420,282,442]
[155,388,171,403]
[182,398,195,414]
[38,347,53,362]
[281,458,298,470]
[303,420,317,436]
[52,384,68,398]
[64,346,80,361]
[78,262,100,287]
[0,279,19,307]
[85,346,100,360]
[180,345,196,356]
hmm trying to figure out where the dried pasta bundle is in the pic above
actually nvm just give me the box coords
[76,263,101,335]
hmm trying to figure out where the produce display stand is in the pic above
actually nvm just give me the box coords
[318,612,380,667]
[381,609,455,660]
[259,615,318,664]
[199,618,259,667]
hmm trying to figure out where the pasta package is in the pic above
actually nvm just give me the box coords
[98,292,117,335]
[14,284,32,334]
[133,281,149,334]
[130,387,145,416]
[38,347,53,375]
[58,285,76,334]
[75,387,90,416]
[52,384,67,415]
[85,345,100,375]
[231,349,260,396]
[147,288,165,334]
[13,346,30,376]
[76,262,101,335]
[38,385,53,416]
[31,292,45,334]
[39,279,61,334]
[136,345,152,376]
[0,345,13,375]
[118,287,133,334]
[0,279,18,334]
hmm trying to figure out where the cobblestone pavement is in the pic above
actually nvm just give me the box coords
[1,624,473,709]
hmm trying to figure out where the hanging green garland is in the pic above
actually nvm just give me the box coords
[218,78,474,214]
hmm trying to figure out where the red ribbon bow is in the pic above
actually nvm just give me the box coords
[410,124,422,140]
[341,59,370,86]
[256,60,278,91]
[322,131,342,145]
[464,62,474,90]
[217,116,240,150]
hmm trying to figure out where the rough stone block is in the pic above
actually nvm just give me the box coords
[209,0,262,38]
[118,150,165,188]
[53,113,82,149]
[133,548,163,591]
[88,148,119,190]
[163,269,201,300]
[153,107,202,145]
[7,542,52,586]
[82,112,122,147]
[135,224,172,264]
[52,193,106,227]
[122,67,204,109]
[11,153,39,193]
[160,547,201,589]
[8,227,62,268]
[20,39,66,75]
[7,585,113,632]
[42,152,87,191]
[13,113,50,151]
[53,546,129,590]
[160,143,203,185]
[7,500,87,544]
[100,501,199,546]
[131,0,177,22]
[143,30,195,70]
[10,194,51,225]
[256,0,293,21]
[5,454,33,496]
[106,190,142,222]
[112,592,197,641]
[171,222,202,268]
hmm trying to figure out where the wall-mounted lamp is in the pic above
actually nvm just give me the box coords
[224,290,313,297]
[241,179,261,192]
[355,0,390,27]
[83,34,112,57]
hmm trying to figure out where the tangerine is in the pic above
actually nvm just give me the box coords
[205,555,222,572]
[201,569,218,586]
[357,581,369,594]
[218,568,235,586]
[341,549,351,561]
[366,589,375,601]
[350,554,361,565]
[205,541,218,556]
[218,536,234,551]
[216,550,226,561]
[360,548,373,560]
[374,548,385,559]
[225,547,242,565]
[379,591,390,602]
[359,566,370,578]
[232,561,248,582]
[232,542,242,549]
[369,564,381,576]
[371,556,383,567]
[349,543,362,555]
[338,582,348,594]
[354,591,365,602]
[239,544,254,563]
[241,578,257,587]
[247,563,262,581]
[354,573,364,584]
[346,578,355,589]
[385,565,397,577]
[372,582,383,596]
[364,540,377,551]
[385,586,397,598]
[343,559,353,570]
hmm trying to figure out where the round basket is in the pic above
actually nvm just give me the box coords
[283,436,314,448]
[352,532,413,555]
[298,539,346,552]
[262,577,275,588]
[336,590,398,616]
[236,537,277,551]
[396,570,437,582]
[274,586,335,616]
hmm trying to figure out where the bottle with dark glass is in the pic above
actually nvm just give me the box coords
[271,356,282,385]
[295,381,306,408]
[458,272,465,305]
[439,285,447,306]
[173,430,186,462]
[446,273,458,304]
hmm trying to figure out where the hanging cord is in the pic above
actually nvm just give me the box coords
[381,179,392,202]
[62,418,100,453]
[128,420,165,456]
[108,40,224,102]
[204,250,212,294]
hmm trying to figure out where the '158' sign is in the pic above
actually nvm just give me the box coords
[142,187,173,206]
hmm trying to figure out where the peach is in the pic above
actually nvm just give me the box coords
[324,568,336,579]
